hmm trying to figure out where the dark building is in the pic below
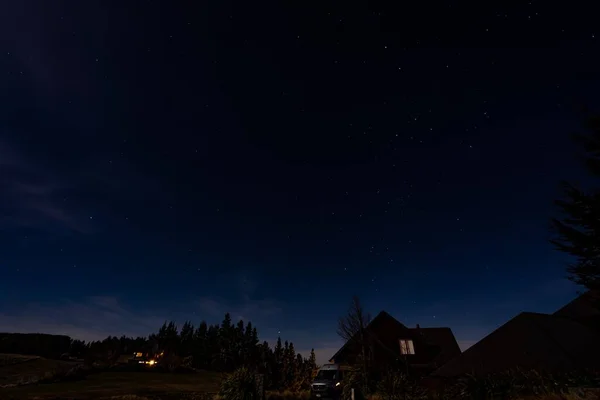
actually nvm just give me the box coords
[553,290,600,333]
[432,291,600,378]
[329,311,461,375]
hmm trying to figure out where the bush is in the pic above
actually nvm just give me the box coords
[219,367,261,400]
[109,396,151,400]
[37,364,96,384]
[341,367,366,400]
[376,371,427,400]
[266,390,310,400]
[452,369,600,400]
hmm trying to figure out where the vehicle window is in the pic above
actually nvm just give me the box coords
[315,370,337,380]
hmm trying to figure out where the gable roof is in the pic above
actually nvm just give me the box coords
[553,290,600,320]
[329,311,405,362]
[329,310,460,364]
[411,327,461,365]
[431,312,600,377]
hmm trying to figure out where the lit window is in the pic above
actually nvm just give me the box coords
[399,339,415,355]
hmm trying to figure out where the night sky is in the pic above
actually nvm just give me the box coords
[1,1,599,364]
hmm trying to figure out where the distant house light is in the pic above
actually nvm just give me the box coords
[399,339,415,355]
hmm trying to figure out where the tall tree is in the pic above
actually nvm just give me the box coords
[207,324,220,368]
[157,321,179,354]
[179,321,194,355]
[232,319,245,367]
[337,296,371,388]
[193,321,208,368]
[272,337,284,388]
[284,341,297,387]
[219,313,235,370]
[243,322,259,366]
[552,115,600,294]
[308,348,317,370]
[274,337,283,365]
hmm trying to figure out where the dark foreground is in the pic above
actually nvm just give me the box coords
[1,370,221,400]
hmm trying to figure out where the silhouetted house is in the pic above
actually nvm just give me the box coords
[329,311,461,375]
[431,291,600,378]
[553,290,600,333]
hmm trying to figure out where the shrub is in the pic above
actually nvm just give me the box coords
[266,390,310,400]
[376,371,427,400]
[219,367,260,400]
[451,369,600,400]
[341,366,367,400]
[109,396,151,400]
[36,364,95,384]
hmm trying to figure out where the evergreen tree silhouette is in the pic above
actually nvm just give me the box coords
[552,114,600,294]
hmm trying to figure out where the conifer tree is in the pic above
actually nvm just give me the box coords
[274,337,283,365]
[194,321,208,368]
[179,321,194,355]
[552,115,600,294]
[308,348,317,370]
[219,313,234,370]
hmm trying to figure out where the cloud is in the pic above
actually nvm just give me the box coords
[0,293,288,345]
[0,139,92,234]
[0,296,165,342]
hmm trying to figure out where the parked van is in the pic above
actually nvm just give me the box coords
[310,364,350,400]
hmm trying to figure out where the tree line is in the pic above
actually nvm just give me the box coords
[0,333,72,359]
[69,312,317,391]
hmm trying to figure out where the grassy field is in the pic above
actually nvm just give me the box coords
[1,369,223,399]
[0,353,223,399]
[0,354,78,388]
[0,353,41,366]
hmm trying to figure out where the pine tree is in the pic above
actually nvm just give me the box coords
[243,322,258,366]
[274,337,283,365]
[193,321,208,368]
[207,324,220,368]
[295,353,305,389]
[552,115,600,294]
[233,319,245,368]
[157,321,168,348]
[308,348,317,371]
[273,337,284,389]
[219,313,234,370]
[157,321,179,354]
[180,321,194,356]
[164,321,179,354]
[282,341,298,388]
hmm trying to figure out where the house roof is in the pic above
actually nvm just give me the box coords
[553,290,600,320]
[329,310,460,365]
[431,311,600,378]
[410,327,461,365]
[329,311,404,362]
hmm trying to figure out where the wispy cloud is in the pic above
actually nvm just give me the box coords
[0,293,288,344]
[0,296,165,341]
[0,138,93,234]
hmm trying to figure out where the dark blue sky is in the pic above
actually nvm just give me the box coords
[1,1,599,363]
